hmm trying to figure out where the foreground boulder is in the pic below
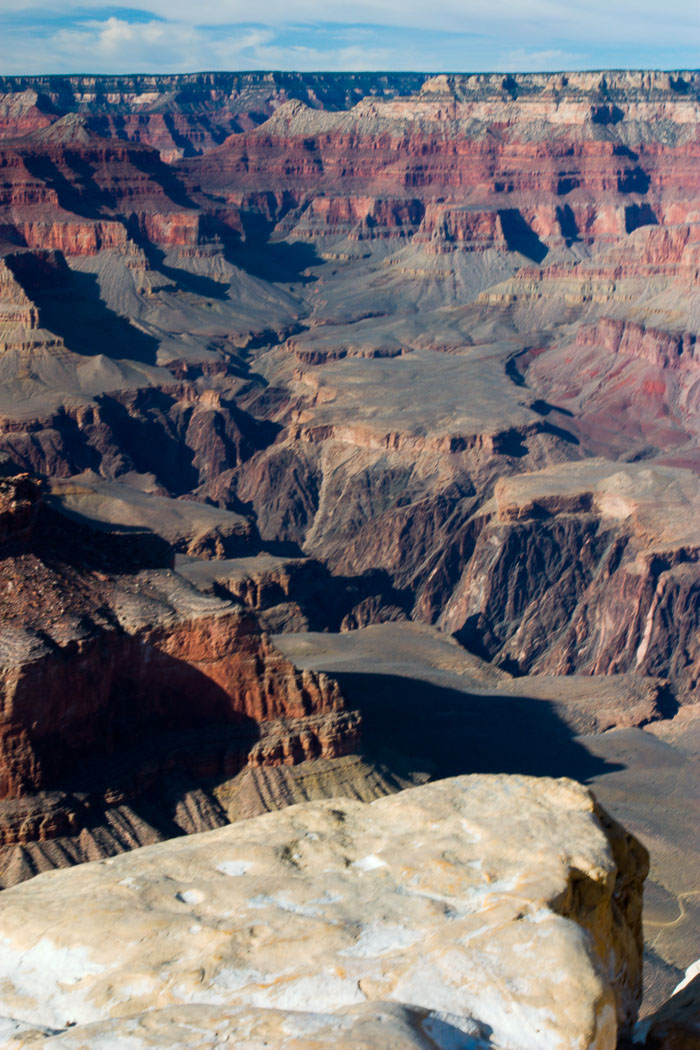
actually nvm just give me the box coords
[0,774,648,1049]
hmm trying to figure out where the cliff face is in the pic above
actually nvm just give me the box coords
[0,71,697,885]
[0,605,351,799]
[0,71,698,260]
[429,462,699,692]
[0,74,431,159]
[0,474,362,878]
[180,70,699,259]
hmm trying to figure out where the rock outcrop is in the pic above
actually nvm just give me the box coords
[0,774,648,1050]
[0,74,432,160]
[0,69,696,931]
[0,474,366,882]
[430,460,699,698]
[636,970,700,1050]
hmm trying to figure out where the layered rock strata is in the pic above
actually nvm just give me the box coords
[0,74,431,160]
[0,474,364,882]
[0,69,696,898]
[429,460,700,697]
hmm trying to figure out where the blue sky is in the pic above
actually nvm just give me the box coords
[0,1,697,74]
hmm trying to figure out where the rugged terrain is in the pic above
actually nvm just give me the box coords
[0,70,697,691]
[0,69,698,1023]
[0,775,649,1049]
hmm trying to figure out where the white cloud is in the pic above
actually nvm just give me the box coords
[0,1,697,73]
[1,0,698,38]
[497,48,589,72]
[0,15,394,74]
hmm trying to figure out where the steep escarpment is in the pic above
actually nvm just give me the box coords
[0,473,368,883]
[0,73,431,160]
[0,73,697,682]
[0,115,202,255]
[177,71,699,258]
[0,70,696,906]
[429,461,699,697]
[518,317,700,467]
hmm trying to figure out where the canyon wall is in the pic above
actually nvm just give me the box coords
[0,71,697,885]
[0,473,366,882]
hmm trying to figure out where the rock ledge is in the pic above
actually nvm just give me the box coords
[0,774,648,1050]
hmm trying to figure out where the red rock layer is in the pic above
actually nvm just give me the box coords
[0,70,697,708]
[0,71,697,262]
[523,318,700,463]
[0,72,432,157]
[0,116,198,254]
[176,83,699,260]
[575,318,698,372]
[0,612,350,800]
[0,476,358,809]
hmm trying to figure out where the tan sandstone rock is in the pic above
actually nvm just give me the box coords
[0,774,648,1049]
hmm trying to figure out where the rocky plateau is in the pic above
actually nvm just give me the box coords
[0,69,697,1041]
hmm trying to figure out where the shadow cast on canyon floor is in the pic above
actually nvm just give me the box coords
[333,671,622,783]
[228,238,322,284]
[31,268,160,365]
[35,504,174,576]
[214,213,323,284]
[141,243,230,300]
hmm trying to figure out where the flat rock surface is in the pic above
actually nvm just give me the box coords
[274,621,509,689]
[490,459,700,555]
[286,343,537,440]
[48,472,251,554]
[274,622,671,735]
[0,774,646,1050]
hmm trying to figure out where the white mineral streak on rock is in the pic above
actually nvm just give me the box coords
[0,774,647,1050]
[352,852,387,870]
[215,859,252,877]
[672,957,700,995]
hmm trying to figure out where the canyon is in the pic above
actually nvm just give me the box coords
[0,69,697,1042]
